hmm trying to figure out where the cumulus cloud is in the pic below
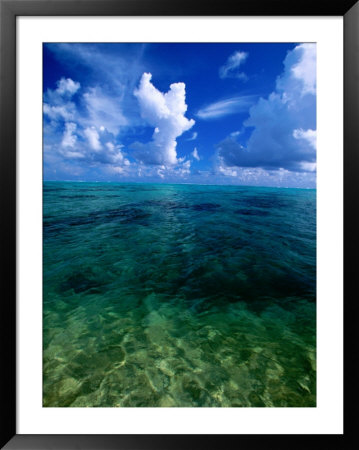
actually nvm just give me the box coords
[43,78,81,127]
[56,78,80,96]
[293,128,316,150]
[215,155,316,187]
[94,142,130,166]
[156,159,191,178]
[43,103,76,122]
[219,51,248,80]
[131,73,195,165]
[217,43,316,173]
[43,74,134,176]
[196,96,255,120]
[289,44,316,95]
[61,122,77,148]
[178,159,191,175]
[299,161,316,172]
[55,130,131,173]
[107,157,192,182]
[84,127,101,150]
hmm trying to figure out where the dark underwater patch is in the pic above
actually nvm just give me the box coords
[192,203,221,212]
[235,209,269,216]
[43,207,151,237]
[60,269,106,294]
[141,199,189,210]
[88,207,151,225]
[58,195,98,200]
[43,186,67,193]
[235,195,291,209]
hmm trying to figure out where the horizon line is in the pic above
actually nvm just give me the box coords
[43,180,316,190]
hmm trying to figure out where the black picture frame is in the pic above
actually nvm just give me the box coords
[1,0,357,448]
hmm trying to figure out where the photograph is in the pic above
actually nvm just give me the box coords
[2,0,356,445]
[42,42,317,408]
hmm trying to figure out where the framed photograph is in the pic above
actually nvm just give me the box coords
[1,0,357,448]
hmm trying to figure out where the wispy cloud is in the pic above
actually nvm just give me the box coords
[219,51,248,80]
[47,43,147,94]
[187,131,198,141]
[192,147,200,161]
[196,96,255,120]
[45,43,147,129]
[82,87,127,135]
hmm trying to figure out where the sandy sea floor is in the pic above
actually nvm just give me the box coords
[43,182,316,407]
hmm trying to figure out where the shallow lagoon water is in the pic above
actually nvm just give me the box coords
[43,182,316,407]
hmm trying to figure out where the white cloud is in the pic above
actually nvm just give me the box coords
[56,78,80,96]
[192,147,200,161]
[299,161,317,172]
[157,168,165,179]
[291,44,316,95]
[62,150,85,159]
[84,127,101,150]
[43,75,133,177]
[219,51,248,80]
[43,103,76,122]
[218,44,316,174]
[218,165,238,177]
[216,155,316,187]
[49,43,147,96]
[196,96,255,120]
[123,158,192,181]
[61,122,77,148]
[105,142,115,151]
[132,72,195,165]
[83,87,127,135]
[293,128,316,150]
[109,166,127,174]
[277,43,316,103]
[187,131,198,141]
[43,78,80,124]
[178,159,191,175]
[103,140,128,165]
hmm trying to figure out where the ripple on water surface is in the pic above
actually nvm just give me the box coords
[43,182,316,407]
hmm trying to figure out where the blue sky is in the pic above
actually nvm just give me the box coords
[43,43,316,187]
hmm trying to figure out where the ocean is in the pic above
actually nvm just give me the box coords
[43,182,316,407]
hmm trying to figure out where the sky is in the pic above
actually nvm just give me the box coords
[43,43,316,188]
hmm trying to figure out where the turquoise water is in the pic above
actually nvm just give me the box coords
[43,182,316,407]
